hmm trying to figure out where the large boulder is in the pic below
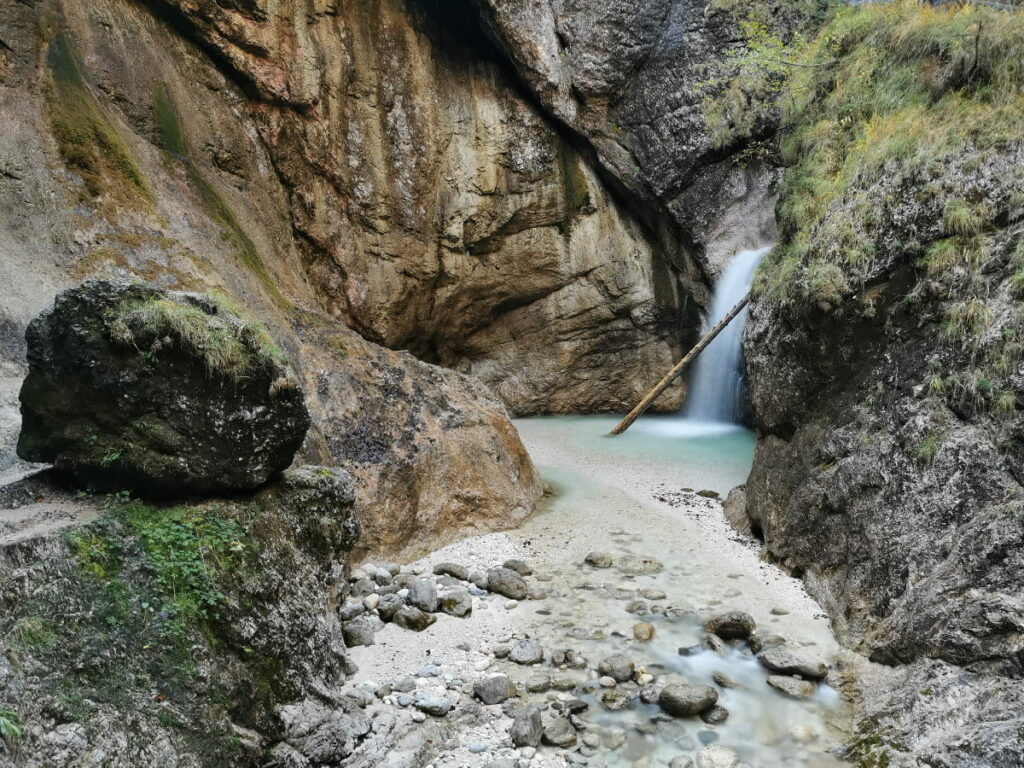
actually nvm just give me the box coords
[17,281,309,494]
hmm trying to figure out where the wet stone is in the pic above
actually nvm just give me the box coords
[750,633,787,654]
[584,551,614,568]
[711,671,738,689]
[703,634,727,654]
[700,705,730,725]
[704,610,756,640]
[767,675,816,699]
[599,689,632,711]
[509,639,544,665]
[634,621,655,642]
[758,646,828,679]
[695,744,740,768]
[598,654,635,683]
[526,674,551,693]
[658,684,719,717]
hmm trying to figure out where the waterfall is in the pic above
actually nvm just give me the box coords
[684,245,771,424]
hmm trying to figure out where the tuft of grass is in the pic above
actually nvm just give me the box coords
[747,0,1024,311]
[108,295,290,384]
[45,33,150,203]
[915,432,940,466]
[943,200,986,237]
[0,710,21,744]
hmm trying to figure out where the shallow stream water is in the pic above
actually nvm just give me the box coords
[507,415,850,768]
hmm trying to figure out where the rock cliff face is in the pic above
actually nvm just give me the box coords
[473,0,807,276]
[137,0,705,414]
[0,466,363,767]
[741,5,1024,764]
[0,0,557,556]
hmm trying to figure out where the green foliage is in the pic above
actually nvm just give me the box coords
[7,617,56,650]
[69,521,123,581]
[915,432,940,466]
[45,34,150,202]
[109,295,289,383]
[750,0,1024,311]
[0,710,21,744]
[104,494,248,637]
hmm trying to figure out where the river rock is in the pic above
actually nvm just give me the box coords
[392,606,437,632]
[439,589,472,618]
[704,611,756,640]
[695,744,740,768]
[510,706,543,747]
[700,705,729,725]
[526,674,551,692]
[767,675,816,699]
[413,693,452,717]
[377,593,405,622]
[341,615,383,647]
[599,689,632,711]
[702,634,727,654]
[433,562,470,581]
[711,672,738,689]
[409,578,439,612]
[17,281,309,494]
[474,674,516,705]
[749,634,787,654]
[487,568,527,599]
[541,716,577,747]
[634,621,655,642]
[658,684,719,717]
[509,639,544,665]
[597,654,635,683]
[757,647,827,680]
[584,551,614,568]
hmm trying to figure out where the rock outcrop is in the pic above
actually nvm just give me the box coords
[0,0,545,558]
[473,0,808,275]
[18,281,309,494]
[0,465,361,766]
[132,0,705,414]
[742,4,1024,764]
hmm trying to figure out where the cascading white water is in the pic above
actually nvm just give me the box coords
[684,245,772,424]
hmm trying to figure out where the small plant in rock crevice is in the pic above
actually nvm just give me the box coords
[0,710,22,745]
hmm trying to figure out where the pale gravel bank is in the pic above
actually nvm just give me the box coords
[344,416,857,768]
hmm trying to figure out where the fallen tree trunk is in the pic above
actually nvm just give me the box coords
[609,292,750,435]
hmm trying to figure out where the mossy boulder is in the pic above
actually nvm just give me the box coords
[17,280,309,494]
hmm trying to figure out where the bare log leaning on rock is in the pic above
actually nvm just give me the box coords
[609,292,751,435]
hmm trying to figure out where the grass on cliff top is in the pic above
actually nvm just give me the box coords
[108,293,291,383]
[753,0,1024,309]
[45,33,151,204]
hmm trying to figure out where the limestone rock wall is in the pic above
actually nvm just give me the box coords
[0,0,542,557]
[141,0,704,414]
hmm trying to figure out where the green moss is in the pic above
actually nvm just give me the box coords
[152,84,282,302]
[45,33,150,203]
[108,495,248,637]
[745,1,1024,310]
[108,295,289,382]
[558,142,591,227]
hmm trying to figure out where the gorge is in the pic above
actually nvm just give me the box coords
[1,1,1022,767]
